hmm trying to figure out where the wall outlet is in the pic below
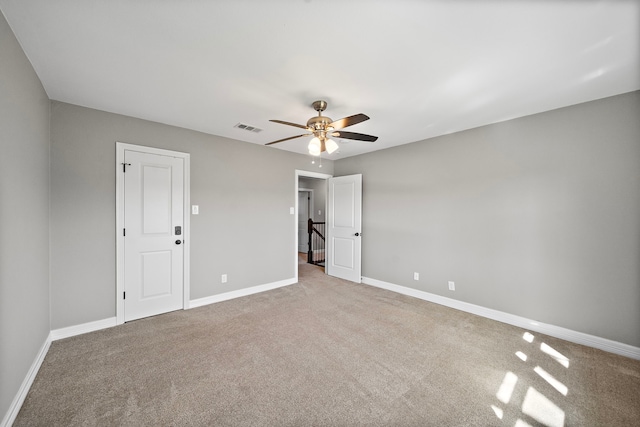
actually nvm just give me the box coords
[448,281,455,291]
[221,274,227,283]
[413,272,419,281]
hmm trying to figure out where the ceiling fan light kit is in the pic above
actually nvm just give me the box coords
[267,100,378,155]
[308,137,322,156]
[325,138,339,154]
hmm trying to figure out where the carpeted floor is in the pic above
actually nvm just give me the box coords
[15,262,640,426]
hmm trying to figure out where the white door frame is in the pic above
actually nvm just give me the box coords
[116,142,191,325]
[295,170,331,282]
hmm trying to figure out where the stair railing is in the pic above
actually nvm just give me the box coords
[307,218,326,266]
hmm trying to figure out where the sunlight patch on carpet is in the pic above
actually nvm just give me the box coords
[534,366,568,396]
[496,371,518,404]
[541,343,570,368]
[521,386,565,427]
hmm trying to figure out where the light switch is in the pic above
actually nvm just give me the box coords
[192,205,199,215]
[290,207,295,215]
[318,210,322,216]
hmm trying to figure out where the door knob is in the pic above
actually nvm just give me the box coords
[175,240,182,245]
[355,232,361,237]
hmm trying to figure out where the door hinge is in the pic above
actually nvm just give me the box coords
[123,228,126,236]
[122,162,131,173]
[123,292,126,299]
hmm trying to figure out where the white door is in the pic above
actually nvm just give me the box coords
[123,150,184,321]
[327,174,362,283]
[298,191,310,253]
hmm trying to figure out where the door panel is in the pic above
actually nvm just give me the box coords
[141,251,172,298]
[332,237,354,269]
[124,150,184,322]
[142,165,172,234]
[327,174,362,282]
[333,183,355,228]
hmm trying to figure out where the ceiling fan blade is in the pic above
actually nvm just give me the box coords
[265,134,311,145]
[331,131,378,142]
[270,119,309,130]
[329,113,369,130]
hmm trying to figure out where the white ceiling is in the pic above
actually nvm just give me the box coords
[2,0,638,159]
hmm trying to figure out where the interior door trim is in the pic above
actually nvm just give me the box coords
[115,142,191,325]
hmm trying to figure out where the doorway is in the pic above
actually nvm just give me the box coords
[294,170,363,283]
[295,170,331,281]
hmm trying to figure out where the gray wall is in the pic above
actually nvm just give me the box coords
[50,102,333,329]
[0,11,51,420]
[299,177,327,222]
[335,91,640,347]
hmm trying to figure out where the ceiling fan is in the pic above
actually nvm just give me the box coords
[266,100,378,155]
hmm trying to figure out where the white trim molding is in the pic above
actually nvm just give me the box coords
[189,277,297,309]
[50,317,117,341]
[1,334,51,427]
[361,276,640,360]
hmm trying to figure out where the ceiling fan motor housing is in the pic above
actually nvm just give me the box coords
[307,116,333,133]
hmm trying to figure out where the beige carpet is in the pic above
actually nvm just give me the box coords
[15,263,640,426]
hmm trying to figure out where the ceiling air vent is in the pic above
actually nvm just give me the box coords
[234,123,262,133]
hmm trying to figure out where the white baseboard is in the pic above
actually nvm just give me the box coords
[189,277,297,309]
[1,333,52,427]
[50,317,117,341]
[361,276,640,361]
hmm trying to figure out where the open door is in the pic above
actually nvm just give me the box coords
[327,174,362,283]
